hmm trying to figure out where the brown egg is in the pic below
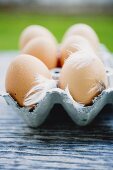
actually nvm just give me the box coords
[60,35,94,66]
[22,37,58,69]
[59,51,108,105]
[63,23,100,53]
[19,25,57,49]
[5,54,51,106]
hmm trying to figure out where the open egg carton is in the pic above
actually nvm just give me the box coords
[2,45,113,127]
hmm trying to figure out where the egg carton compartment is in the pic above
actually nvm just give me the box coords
[2,45,113,127]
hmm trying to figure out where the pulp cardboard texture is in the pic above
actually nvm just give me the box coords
[2,45,113,127]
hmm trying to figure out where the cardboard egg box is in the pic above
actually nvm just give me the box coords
[2,45,113,127]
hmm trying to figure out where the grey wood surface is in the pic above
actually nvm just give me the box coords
[0,52,113,170]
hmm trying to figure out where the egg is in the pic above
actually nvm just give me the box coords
[59,51,108,105]
[5,54,52,106]
[19,25,57,49]
[63,23,100,53]
[22,37,58,69]
[60,35,94,66]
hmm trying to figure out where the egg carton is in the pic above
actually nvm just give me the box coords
[2,45,113,127]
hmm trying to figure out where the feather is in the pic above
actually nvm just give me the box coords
[24,74,57,106]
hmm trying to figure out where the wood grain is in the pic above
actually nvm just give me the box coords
[0,52,113,170]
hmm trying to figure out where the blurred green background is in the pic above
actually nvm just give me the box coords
[0,12,113,51]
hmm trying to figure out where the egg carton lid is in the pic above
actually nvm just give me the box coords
[1,45,113,127]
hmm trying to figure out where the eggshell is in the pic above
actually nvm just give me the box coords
[60,35,94,66]
[22,37,58,69]
[63,23,100,53]
[5,54,51,106]
[19,25,57,49]
[59,51,108,105]
[3,45,113,127]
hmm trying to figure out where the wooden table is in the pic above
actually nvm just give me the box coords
[0,52,113,170]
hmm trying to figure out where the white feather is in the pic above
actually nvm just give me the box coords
[24,74,57,106]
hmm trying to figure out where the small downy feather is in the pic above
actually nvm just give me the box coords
[24,74,57,106]
[88,80,106,94]
[65,50,95,70]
